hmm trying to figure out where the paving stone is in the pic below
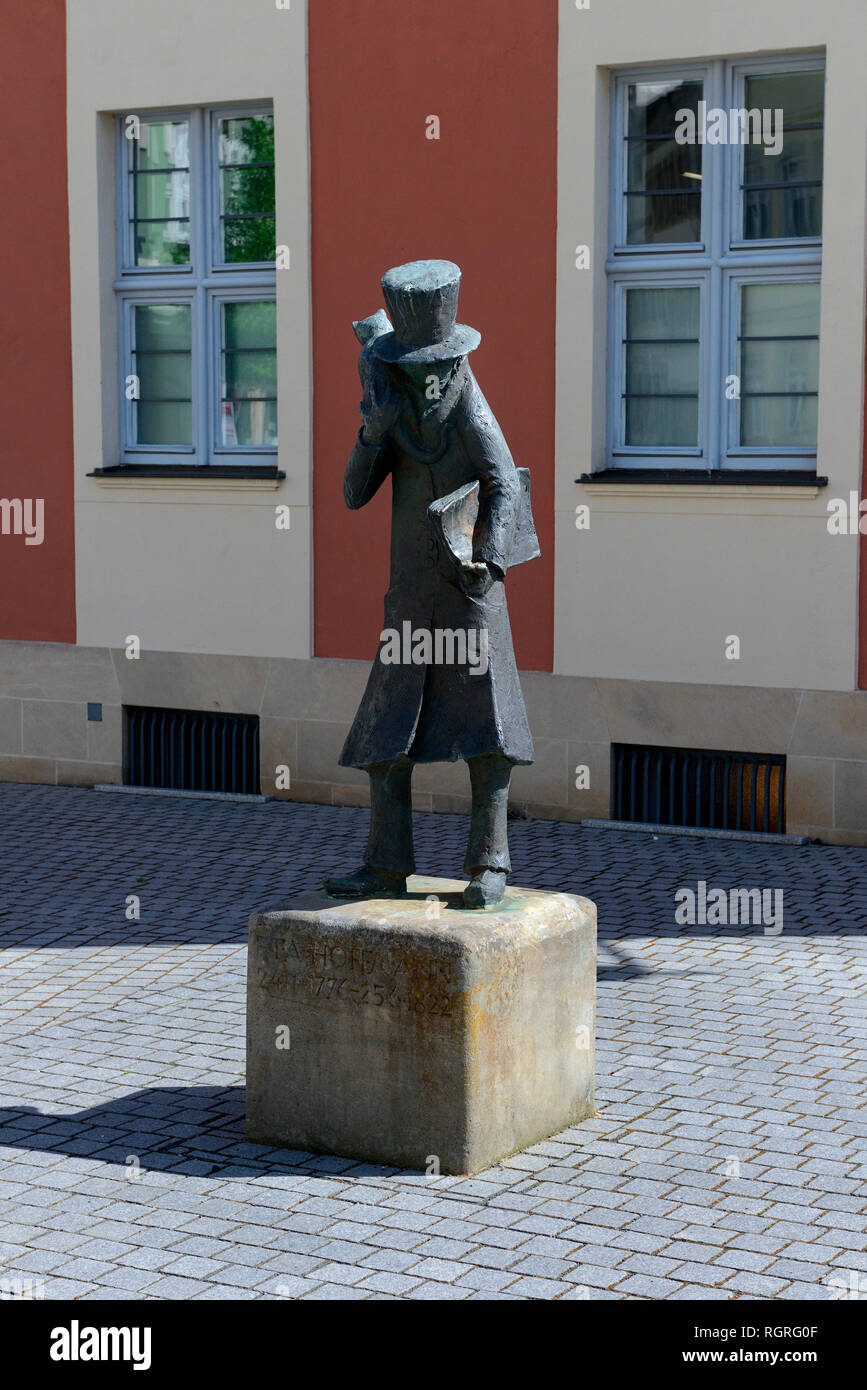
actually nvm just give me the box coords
[404,1257,469,1283]
[509,1255,574,1279]
[619,1252,681,1278]
[357,1270,423,1295]
[143,1275,213,1298]
[720,1271,790,1297]
[563,1263,624,1289]
[300,1281,369,1300]
[453,1266,518,1293]
[308,1262,369,1286]
[503,1275,572,1299]
[405,1281,472,1300]
[1,786,864,1303]
[613,1274,684,1298]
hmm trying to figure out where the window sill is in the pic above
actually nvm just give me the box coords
[576,468,827,500]
[87,464,286,491]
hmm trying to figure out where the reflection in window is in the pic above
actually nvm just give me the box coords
[132,304,192,445]
[625,81,702,245]
[218,116,276,264]
[220,302,278,447]
[130,121,190,267]
[742,71,824,240]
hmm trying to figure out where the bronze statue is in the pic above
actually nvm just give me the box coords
[325,260,539,908]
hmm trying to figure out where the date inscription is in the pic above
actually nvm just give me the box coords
[254,934,455,1017]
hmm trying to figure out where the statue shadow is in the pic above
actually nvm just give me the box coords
[0,1086,428,1180]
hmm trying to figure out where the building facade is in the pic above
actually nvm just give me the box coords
[0,0,865,844]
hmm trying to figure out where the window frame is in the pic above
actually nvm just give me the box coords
[208,106,278,277]
[118,290,198,465]
[606,53,825,473]
[114,102,277,468]
[608,271,709,465]
[726,53,825,254]
[210,290,279,458]
[609,61,710,257]
[724,268,821,462]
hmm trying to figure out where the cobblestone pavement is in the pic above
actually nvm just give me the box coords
[1,783,865,1301]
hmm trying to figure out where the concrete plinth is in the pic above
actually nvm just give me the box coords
[246,876,596,1174]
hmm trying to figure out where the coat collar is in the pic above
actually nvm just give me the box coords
[389,359,469,463]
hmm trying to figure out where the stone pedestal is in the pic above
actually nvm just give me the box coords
[246,876,596,1175]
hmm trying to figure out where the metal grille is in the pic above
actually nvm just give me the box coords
[613,743,786,834]
[125,706,260,795]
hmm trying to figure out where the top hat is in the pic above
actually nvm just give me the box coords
[371,259,481,365]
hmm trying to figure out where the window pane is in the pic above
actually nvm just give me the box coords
[739,282,819,447]
[625,80,702,245]
[747,71,824,127]
[137,402,193,445]
[624,287,700,446]
[626,341,699,395]
[627,286,700,339]
[218,115,276,263]
[741,71,824,240]
[130,120,190,266]
[741,281,819,337]
[132,304,192,446]
[626,397,698,447]
[224,300,277,349]
[740,396,817,448]
[744,128,822,188]
[741,337,818,394]
[220,301,277,447]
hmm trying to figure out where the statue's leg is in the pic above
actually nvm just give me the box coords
[366,757,415,876]
[463,754,512,907]
[324,757,414,898]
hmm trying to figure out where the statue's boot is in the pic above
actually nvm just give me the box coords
[324,865,406,898]
[463,868,507,909]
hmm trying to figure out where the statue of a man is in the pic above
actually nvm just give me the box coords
[325,260,538,908]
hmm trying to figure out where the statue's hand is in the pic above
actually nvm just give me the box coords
[360,356,402,445]
[458,560,500,599]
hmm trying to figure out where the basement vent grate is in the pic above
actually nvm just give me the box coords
[612,742,786,834]
[124,706,260,795]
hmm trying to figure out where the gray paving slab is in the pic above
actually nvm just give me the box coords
[1,785,865,1301]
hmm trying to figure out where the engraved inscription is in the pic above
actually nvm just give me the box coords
[255,934,455,1017]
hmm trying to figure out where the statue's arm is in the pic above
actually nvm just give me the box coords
[460,399,520,576]
[343,429,393,509]
[344,319,400,509]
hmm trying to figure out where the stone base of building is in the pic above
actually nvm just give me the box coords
[245,876,597,1174]
[0,641,864,845]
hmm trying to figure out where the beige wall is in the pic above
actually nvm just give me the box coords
[557,0,866,691]
[66,0,312,659]
[0,642,863,845]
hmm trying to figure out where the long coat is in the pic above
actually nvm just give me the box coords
[339,364,534,770]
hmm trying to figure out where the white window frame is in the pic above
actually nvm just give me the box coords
[114,103,276,467]
[606,53,824,472]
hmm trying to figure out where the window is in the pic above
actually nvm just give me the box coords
[116,106,277,467]
[607,55,824,471]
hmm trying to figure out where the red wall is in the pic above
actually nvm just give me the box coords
[0,1,75,643]
[308,0,557,670]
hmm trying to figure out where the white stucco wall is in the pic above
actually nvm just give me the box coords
[67,0,311,658]
[557,0,866,691]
